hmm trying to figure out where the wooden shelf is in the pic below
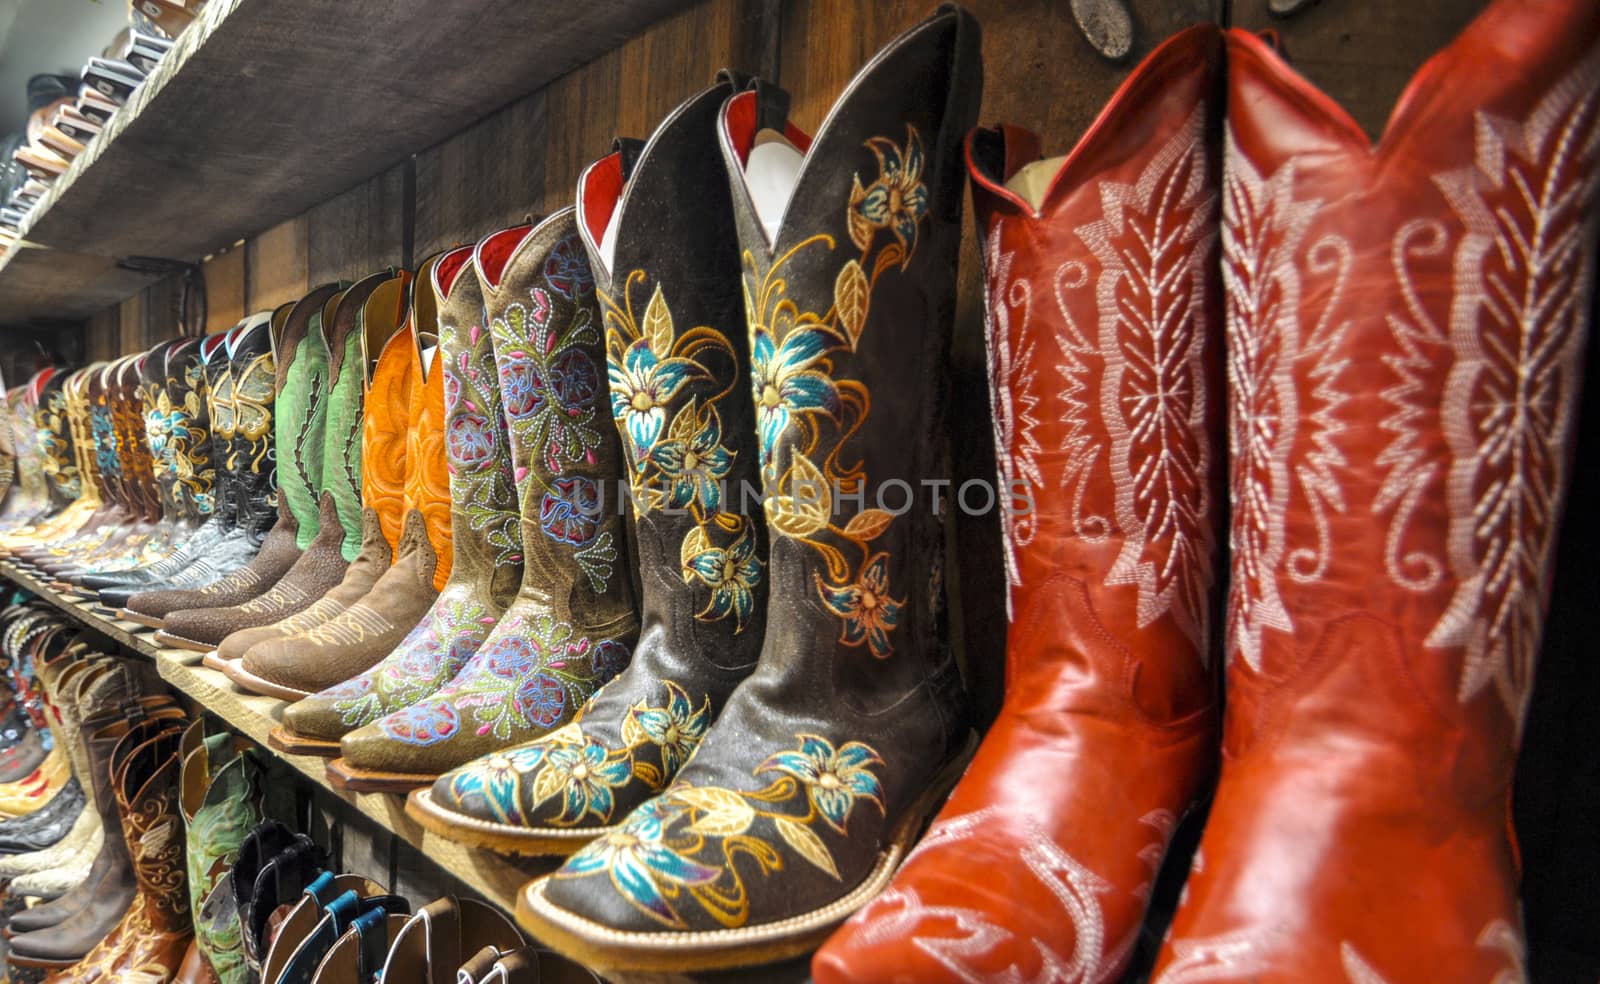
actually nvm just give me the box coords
[0,245,169,323]
[0,557,556,912]
[0,0,694,323]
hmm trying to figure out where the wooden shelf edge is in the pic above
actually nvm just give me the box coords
[0,557,554,912]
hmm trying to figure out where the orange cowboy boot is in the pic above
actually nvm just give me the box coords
[814,24,1225,984]
[1151,2,1600,980]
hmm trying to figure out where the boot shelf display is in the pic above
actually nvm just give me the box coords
[0,555,557,914]
[0,0,697,325]
[0,0,1597,982]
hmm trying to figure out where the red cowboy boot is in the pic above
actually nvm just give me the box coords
[1152,3,1600,981]
[813,25,1224,984]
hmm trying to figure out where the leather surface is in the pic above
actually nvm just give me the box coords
[215,506,392,664]
[322,273,394,560]
[534,6,980,942]
[283,249,519,742]
[0,775,83,853]
[1148,5,1600,981]
[428,75,769,842]
[409,252,455,590]
[339,209,637,781]
[361,273,415,555]
[34,368,80,509]
[275,285,345,549]
[815,28,1225,983]
[181,720,263,984]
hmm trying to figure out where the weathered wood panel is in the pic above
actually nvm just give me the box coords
[247,218,311,314]
[305,166,408,286]
[413,91,548,262]
[203,246,246,333]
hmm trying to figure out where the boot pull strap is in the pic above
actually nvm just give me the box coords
[749,76,791,135]
[611,138,646,184]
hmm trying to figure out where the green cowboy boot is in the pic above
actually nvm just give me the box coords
[330,211,638,792]
[409,73,770,857]
[180,719,263,984]
[277,247,523,754]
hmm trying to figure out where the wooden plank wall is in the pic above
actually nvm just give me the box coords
[73,1,1600,979]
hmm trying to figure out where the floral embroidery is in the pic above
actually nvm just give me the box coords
[545,236,596,299]
[415,613,628,745]
[626,682,712,777]
[682,525,761,629]
[602,273,758,627]
[525,725,635,824]
[492,284,605,476]
[330,593,495,729]
[849,126,929,258]
[816,552,903,660]
[540,476,601,546]
[377,700,460,747]
[744,128,930,659]
[560,798,722,928]
[441,319,520,566]
[555,732,886,929]
[91,404,119,477]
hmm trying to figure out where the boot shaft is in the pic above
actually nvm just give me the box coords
[35,369,80,508]
[360,271,415,555]
[166,334,222,522]
[226,311,283,541]
[478,211,636,633]
[964,27,1224,718]
[435,245,522,607]
[323,272,393,561]
[275,284,346,549]
[114,726,192,932]
[716,6,980,704]
[407,252,454,591]
[579,73,769,668]
[63,369,102,508]
[1218,3,1600,771]
[114,355,162,521]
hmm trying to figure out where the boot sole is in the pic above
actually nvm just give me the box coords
[513,730,979,974]
[324,757,437,793]
[407,787,611,857]
[266,726,341,757]
[152,630,214,652]
[5,951,84,969]
[116,609,166,630]
[222,662,315,702]
[200,650,234,672]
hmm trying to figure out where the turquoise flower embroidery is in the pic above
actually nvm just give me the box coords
[848,127,929,258]
[609,339,705,460]
[535,731,634,824]
[750,326,841,466]
[758,734,886,834]
[630,682,712,775]
[446,751,532,825]
[816,551,903,659]
[684,526,761,629]
[559,798,721,928]
[651,403,734,511]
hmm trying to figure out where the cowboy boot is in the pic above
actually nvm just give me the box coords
[0,373,61,540]
[204,271,411,675]
[180,719,263,984]
[0,370,87,554]
[329,212,637,793]
[92,330,249,605]
[275,251,521,754]
[121,311,289,630]
[65,356,169,575]
[409,73,769,854]
[1149,5,1600,981]
[7,708,184,970]
[56,725,194,983]
[517,8,980,971]
[813,27,1225,983]
[154,285,357,653]
[231,260,455,703]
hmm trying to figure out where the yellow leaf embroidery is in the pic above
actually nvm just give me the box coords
[773,815,839,880]
[672,786,755,837]
[643,283,674,358]
[765,452,832,538]
[834,259,869,350]
[679,525,711,583]
[842,508,893,542]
